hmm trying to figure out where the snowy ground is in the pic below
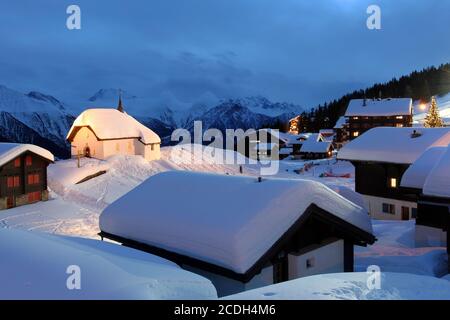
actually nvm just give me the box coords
[356,220,448,277]
[223,272,450,300]
[0,228,217,300]
[0,147,356,238]
[1,144,448,299]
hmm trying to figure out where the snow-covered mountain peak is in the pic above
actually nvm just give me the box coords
[27,91,66,111]
[0,85,66,114]
[218,96,302,117]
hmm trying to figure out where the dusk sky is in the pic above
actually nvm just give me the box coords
[0,0,449,109]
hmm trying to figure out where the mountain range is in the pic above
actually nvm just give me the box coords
[0,86,302,158]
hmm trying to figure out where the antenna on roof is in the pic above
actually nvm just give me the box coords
[117,89,124,113]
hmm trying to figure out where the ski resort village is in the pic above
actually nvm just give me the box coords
[1,88,450,300]
[1,1,450,305]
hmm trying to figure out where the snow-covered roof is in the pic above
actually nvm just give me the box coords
[300,134,332,153]
[319,129,334,135]
[400,146,446,189]
[0,143,54,166]
[253,143,277,151]
[67,108,161,144]
[279,147,293,155]
[333,116,346,129]
[100,171,372,274]
[278,132,306,146]
[338,127,450,164]
[345,98,412,117]
[423,145,450,198]
[0,228,216,299]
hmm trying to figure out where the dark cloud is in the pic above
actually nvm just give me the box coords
[0,0,448,108]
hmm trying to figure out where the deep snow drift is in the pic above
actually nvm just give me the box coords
[0,228,217,300]
[223,272,450,300]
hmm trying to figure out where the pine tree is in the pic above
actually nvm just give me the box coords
[424,96,444,128]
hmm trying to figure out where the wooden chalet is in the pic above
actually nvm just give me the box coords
[344,98,413,141]
[0,143,54,210]
[99,171,375,297]
[299,133,333,159]
[333,116,348,149]
[338,127,450,220]
[400,145,450,271]
[237,129,287,160]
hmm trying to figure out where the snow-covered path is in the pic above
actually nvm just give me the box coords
[356,220,448,277]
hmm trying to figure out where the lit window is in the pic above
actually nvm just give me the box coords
[390,178,397,188]
[396,124,404,128]
[353,117,359,120]
[14,158,21,167]
[353,131,359,137]
[26,155,32,166]
[396,116,404,119]
[116,143,120,152]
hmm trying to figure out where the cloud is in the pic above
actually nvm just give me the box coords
[0,0,448,109]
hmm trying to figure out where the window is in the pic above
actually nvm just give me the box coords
[14,158,21,167]
[396,116,404,120]
[353,131,359,137]
[389,178,398,188]
[411,208,418,219]
[382,203,395,215]
[353,117,359,120]
[7,176,20,188]
[27,173,40,185]
[25,155,32,166]
[396,124,404,128]
[127,141,132,152]
[115,143,120,152]
[306,257,315,269]
[273,260,287,284]
[151,144,154,151]
[27,191,41,203]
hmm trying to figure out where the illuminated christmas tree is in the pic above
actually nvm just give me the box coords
[424,96,444,128]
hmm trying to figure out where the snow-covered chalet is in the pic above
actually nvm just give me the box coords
[338,127,450,220]
[0,143,54,209]
[401,143,450,271]
[99,171,376,297]
[345,98,413,140]
[67,97,161,161]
